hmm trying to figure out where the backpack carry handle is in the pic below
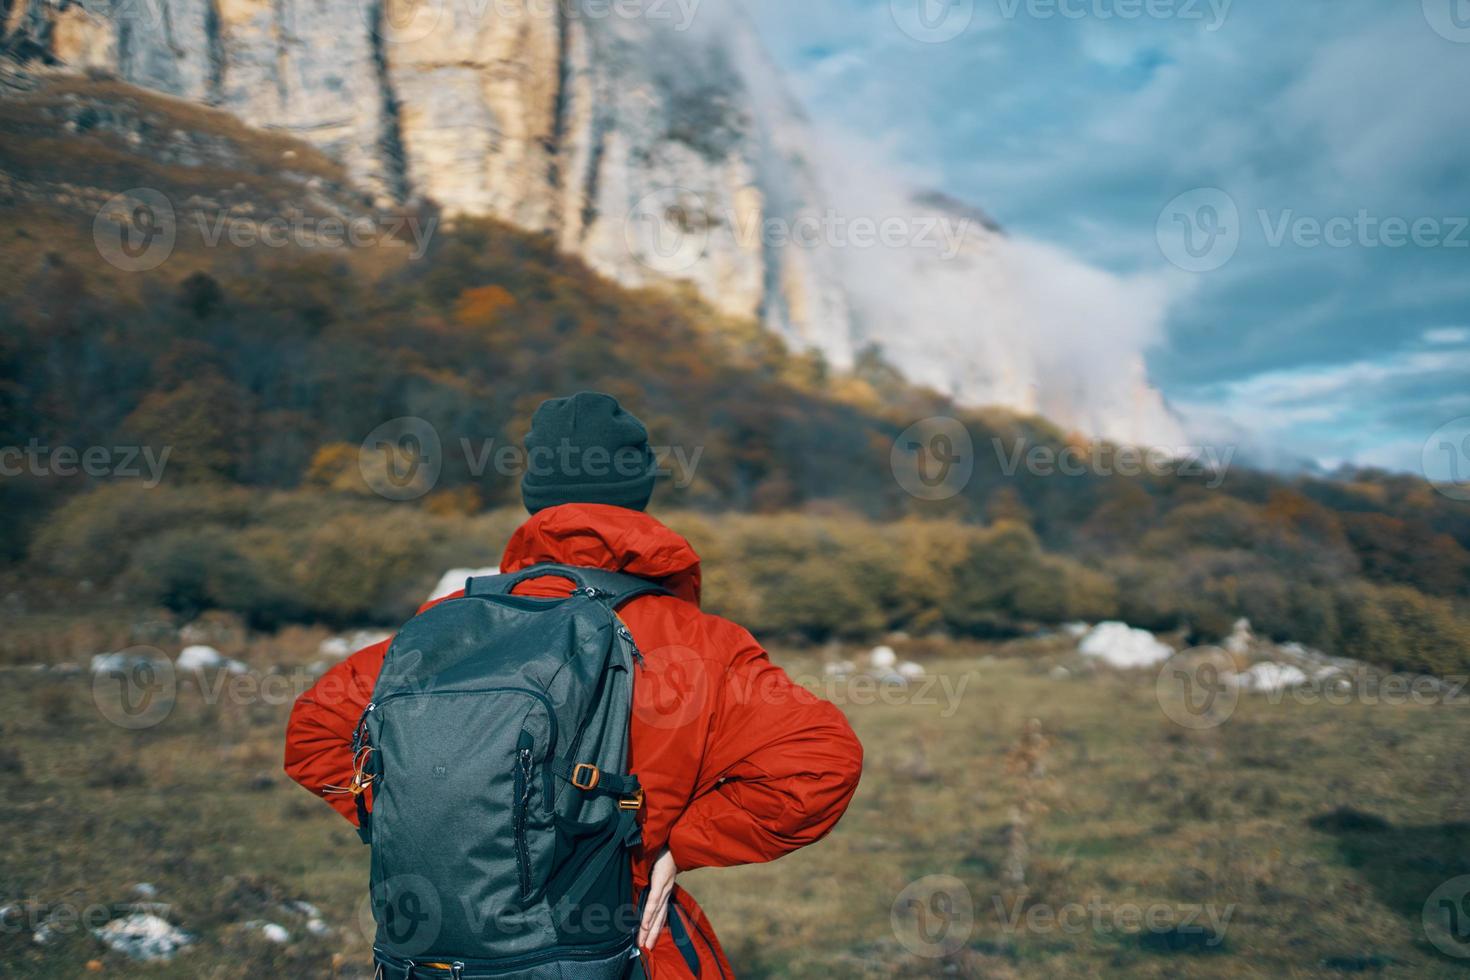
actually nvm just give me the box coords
[468,564,673,608]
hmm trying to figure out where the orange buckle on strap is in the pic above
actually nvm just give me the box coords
[619,787,644,811]
[571,763,601,791]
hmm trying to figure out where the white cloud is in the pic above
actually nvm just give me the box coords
[1176,347,1470,471]
[1424,327,1470,346]
[738,0,1470,471]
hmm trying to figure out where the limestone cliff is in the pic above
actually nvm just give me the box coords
[4,0,1183,446]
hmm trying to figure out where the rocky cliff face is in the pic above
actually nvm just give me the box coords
[5,0,1183,446]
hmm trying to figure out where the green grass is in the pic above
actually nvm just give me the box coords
[1,632,1467,978]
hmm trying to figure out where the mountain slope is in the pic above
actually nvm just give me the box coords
[2,68,1468,677]
[5,1,1185,445]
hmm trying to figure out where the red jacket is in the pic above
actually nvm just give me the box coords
[284,504,864,977]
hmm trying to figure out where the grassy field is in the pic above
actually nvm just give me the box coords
[1,620,1467,978]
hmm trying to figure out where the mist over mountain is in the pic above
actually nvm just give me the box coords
[8,0,1182,445]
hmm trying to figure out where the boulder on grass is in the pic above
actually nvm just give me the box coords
[1079,622,1174,669]
[92,913,194,962]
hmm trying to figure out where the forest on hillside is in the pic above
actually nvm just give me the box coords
[2,219,1467,676]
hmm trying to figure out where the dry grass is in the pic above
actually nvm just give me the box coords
[0,626,1466,977]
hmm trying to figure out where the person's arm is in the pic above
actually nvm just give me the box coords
[283,638,390,823]
[665,619,864,871]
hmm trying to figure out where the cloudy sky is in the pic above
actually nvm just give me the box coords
[740,0,1470,476]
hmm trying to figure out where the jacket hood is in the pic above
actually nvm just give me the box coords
[500,504,702,605]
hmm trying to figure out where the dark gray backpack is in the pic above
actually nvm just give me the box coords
[353,564,672,979]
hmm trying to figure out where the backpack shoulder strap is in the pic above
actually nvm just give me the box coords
[466,562,673,609]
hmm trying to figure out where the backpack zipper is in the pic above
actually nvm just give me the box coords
[513,732,535,900]
[362,687,558,750]
[616,623,644,666]
[375,934,634,975]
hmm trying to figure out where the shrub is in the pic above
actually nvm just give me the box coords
[1336,584,1470,677]
[750,557,884,641]
[30,484,251,580]
[292,512,437,624]
[122,527,297,626]
[943,521,1044,635]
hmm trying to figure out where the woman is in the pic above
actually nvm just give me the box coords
[285,392,864,977]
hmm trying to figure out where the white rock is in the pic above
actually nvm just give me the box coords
[93,913,194,961]
[346,630,391,651]
[1062,622,1090,639]
[91,651,163,674]
[279,900,330,936]
[176,645,224,670]
[130,882,159,900]
[1233,662,1309,694]
[259,922,290,944]
[1049,665,1072,680]
[823,660,855,678]
[321,631,393,659]
[428,567,501,603]
[896,661,925,679]
[1078,622,1174,669]
[868,646,898,670]
[1224,618,1254,656]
